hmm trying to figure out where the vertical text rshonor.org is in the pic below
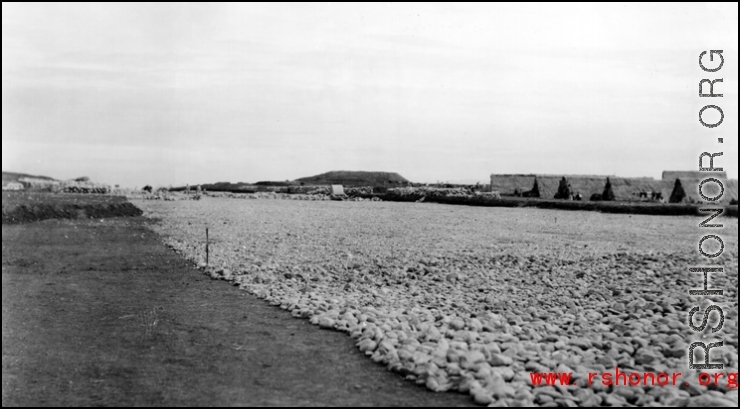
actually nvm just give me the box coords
[690,50,727,371]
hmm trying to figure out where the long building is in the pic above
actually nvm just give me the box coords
[490,174,676,202]
[669,178,738,204]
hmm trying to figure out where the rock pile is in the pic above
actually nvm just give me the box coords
[345,187,375,196]
[2,182,25,191]
[58,179,111,194]
[143,199,739,407]
[383,188,502,206]
[17,177,61,189]
[194,191,383,202]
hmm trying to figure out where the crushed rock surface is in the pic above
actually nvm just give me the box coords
[137,198,739,407]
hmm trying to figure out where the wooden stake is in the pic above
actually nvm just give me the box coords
[206,227,209,266]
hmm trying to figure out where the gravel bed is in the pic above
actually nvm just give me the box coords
[138,198,739,407]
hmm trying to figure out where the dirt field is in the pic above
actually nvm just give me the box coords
[2,215,473,406]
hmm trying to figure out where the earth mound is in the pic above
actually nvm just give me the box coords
[295,171,409,187]
[2,192,143,224]
[2,171,58,185]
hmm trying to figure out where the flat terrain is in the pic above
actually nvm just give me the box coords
[2,215,474,406]
[141,197,739,406]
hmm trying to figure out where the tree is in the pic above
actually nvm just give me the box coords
[602,177,615,201]
[669,179,686,203]
[554,177,571,200]
[527,177,540,198]
[142,185,153,193]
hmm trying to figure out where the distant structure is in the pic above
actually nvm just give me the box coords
[18,176,61,190]
[489,174,674,202]
[2,182,24,191]
[662,170,727,180]
[330,185,345,195]
[661,171,737,204]
[608,178,672,202]
[669,178,738,204]
[61,178,110,194]
[490,171,740,203]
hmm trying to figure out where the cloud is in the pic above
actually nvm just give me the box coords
[2,3,738,186]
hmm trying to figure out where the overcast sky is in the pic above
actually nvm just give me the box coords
[2,3,738,187]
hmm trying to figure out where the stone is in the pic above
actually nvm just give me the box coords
[595,355,617,369]
[533,386,562,400]
[491,366,515,382]
[490,383,517,399]
[490,354,514,367]
[318,317,335,329]
[460,351,486,370]
[472,388,495,405]
[612,387,637,402]
[635,348,660,365]
[553,398,578,407]
[681,376,708,396]
[634,394,655,406]
[569,338,592,350]
[602,394,627,406]
[666,344,688,358]
[685,395,737,407]
[450,318,466,330]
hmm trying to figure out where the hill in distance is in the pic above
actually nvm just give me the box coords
[170,171,410,192]
[294,171,410,187]
[2,171,58,185]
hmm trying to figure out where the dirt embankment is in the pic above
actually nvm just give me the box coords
[2,192,142,224]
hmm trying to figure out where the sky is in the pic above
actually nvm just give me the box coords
[2,3,738,188]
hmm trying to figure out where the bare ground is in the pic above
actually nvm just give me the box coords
[2,216,474,407]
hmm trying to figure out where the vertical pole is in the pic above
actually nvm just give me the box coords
[206,227,209,266]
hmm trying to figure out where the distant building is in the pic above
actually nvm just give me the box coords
[489,174,674,202]
[661,171,737,204]
[662,170,727,180]
[489,174,538,196]
[669,178,738,204]
[17,177,60,189]
[330,185,345,195]
[2,182,25,191]
[608,178,673,202]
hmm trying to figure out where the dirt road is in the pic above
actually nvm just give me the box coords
[2,216,473,406]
